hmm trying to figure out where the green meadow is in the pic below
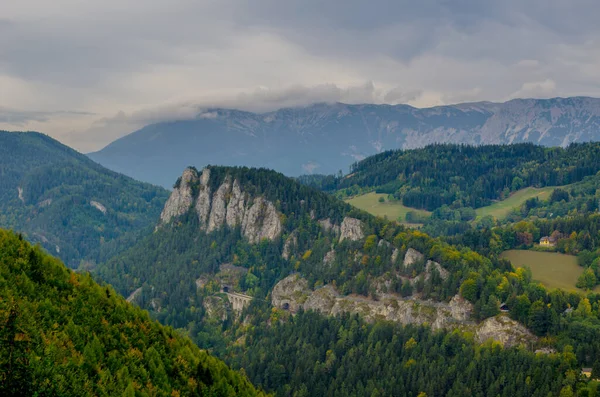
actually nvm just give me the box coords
[345,192,431,223]
[476,187,556,220]
[500,249,588,292]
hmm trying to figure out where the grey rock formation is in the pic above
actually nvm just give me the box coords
[403,248,424,268]
[339,217,364,242]
[162,168,283,243]
[160,167,197,223]
[378,239,392,249]
[226,179,245,227]
[207,178,231,232]
[241,197,282,244]
[90,200,107,215]
[203,296,228,321]
[318,218,340,235]
[195,168,212,228]
[271,274,310,313]
[17,187,24,203]
[475,315,535,346]
[425,260,450,281]
[323,249,336,265]
[271,273,533,347]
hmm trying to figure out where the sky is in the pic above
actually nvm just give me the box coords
[2,0,600,152]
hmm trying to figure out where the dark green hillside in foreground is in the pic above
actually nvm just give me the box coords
[0,229,265,396]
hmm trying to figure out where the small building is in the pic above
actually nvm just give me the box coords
[540,236,556,247]
[500,303,509,312]
[582,368,593,378]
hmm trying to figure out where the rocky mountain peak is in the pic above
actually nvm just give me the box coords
[159,167,198,224]
[160,167,282,243]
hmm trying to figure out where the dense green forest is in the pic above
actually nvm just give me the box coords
[0,228,265,396]
[0,131,169,267]
[303,143,600,211]
[230,308,591,397]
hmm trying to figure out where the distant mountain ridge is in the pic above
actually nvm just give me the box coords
[89,96,600,187]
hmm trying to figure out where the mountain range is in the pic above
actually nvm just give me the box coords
[89,96,600,187]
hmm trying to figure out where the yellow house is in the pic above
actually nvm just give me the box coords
[540,236,556,247]
[582,368,599,380]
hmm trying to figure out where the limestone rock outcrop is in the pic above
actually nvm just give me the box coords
[425,260,450,281]
[403,248,424,267]
[241,198,282,244]
[161,167,282,244]
[90,200,107,215]
[226,179,245,227]
[339,217,364,242]
[207,178,231,232]
[270,274,533,347]
[318,218,340,235]
[271,274,310,313]
[160,167,197,223]
[195,169,212,228]
[475,315,535,346]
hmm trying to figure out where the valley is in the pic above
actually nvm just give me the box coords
[3,137,600,396]
[7,4,600,395]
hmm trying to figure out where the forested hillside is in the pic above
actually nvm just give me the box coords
[96,165,600,396]
[0,131,169,267]
[232,309,582,397]
[0,229,265,396]
[309,143,600,211]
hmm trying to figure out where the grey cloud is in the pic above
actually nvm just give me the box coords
[3,0,600,151]
[0,108,94,125]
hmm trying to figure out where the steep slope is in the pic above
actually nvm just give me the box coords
[98,167,536,344]
[0,229,265,396]
[0,131,169,267]
[88,97,600,187]
[96,166,600,395]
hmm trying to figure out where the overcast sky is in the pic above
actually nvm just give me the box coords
[2,0,600,152]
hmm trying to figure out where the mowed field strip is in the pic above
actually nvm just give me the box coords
[345,192,431,222]
[475,187,556,219]
[346,187,557,223]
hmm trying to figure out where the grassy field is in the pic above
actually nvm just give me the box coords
[476,187,556,220]
[345,192,431,222]
[500,250,589,292]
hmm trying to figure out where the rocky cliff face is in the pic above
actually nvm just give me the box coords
[271,273,534,347]
[475,315,535,346]
[272,274,474,330]
[160,167,282,243]
[160,167,196,223]
[339,217,364,242]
